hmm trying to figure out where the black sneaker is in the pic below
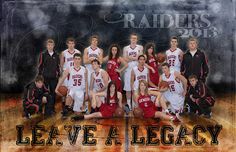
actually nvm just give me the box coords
[71,115,84,122]
[203,112,212,119]
[124,104,131,114]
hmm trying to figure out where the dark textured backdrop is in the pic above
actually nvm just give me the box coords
[0,0,235,93]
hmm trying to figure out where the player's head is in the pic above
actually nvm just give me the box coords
[170,36,178,48]
[35,75,44,88]
[66,37,76,50]
[145,42,155,56]
[188,75,198,87]
[108,44,120,60]
[161,62,170,74]
[73,53,82,66]
[130,33,138,45]
[46,39,55,51]
[188,37,198,51]
[90,35,99,46]
[91,59,100,70]
[106,81,118,104]
[138,54,146,65]
[138,80,148,95]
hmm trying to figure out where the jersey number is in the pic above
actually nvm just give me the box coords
[168,59,175,66]
[73,79,81,86]
[70,62,74,67]
[169,85,175,92]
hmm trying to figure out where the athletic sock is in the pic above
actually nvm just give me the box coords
[127,99,131,110]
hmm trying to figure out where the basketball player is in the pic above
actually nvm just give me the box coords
[165,36,183,72]
[159,63,188,114]
[103,44,128,92]
[83,35,103,89]
[55,53,88,117]
[71,81,122,121]
[89,59,110,113]
[134,80,180,122]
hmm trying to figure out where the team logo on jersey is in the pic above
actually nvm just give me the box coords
[137,75,146,80]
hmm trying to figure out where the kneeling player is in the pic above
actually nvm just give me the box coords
[186,75,215,118]
[71,81,122,121]
[23,75,53,118]
[55,53,88,118]
[134,80,180,122]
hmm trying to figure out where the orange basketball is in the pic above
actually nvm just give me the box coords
[157,53,166,63]
[113,107,124,117]
[133,107,143,118]
[57,86,68,96]
[159,81,169,89]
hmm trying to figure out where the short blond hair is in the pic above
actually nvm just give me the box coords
[188,37,199,45]
[46,39,54,44]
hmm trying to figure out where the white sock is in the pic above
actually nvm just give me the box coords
[127,99,131,109]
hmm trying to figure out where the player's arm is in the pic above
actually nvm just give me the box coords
[144,63,155,73]
[133,92,139,106]
[174,71,188,95]
[59,51,65,72]
[99,71,109,92]
[147,73,158,88]
[130,69,135,91]
[158,76,168,92]
[116,57,128,73]
[98,49,104,64]
[84,68,89,100]
[103,55,109,63]
[123,47,129,62]
[83,48,90,64]
[89,73,95,91]
[55,69,69,94]
[117,92,123,108]
[179,49,184,63]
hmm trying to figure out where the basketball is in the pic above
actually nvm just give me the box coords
[157,53,166,63]
[57,86,68,96]
[133,107,143,118]
[159,81,169,89]
[113,107,124,117]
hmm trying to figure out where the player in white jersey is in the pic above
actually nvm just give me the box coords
[83,35,103,89]
[159,63,187,114]
[56,53,88,118]
[165,36,183,72]
[130,55,158,109]
[60,37,81,86]
[123,33,143,110]
[89,59,110,113]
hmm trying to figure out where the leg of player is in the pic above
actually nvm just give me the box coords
[62,95,73,117]
[71,112,102,121]
[154,111,181,122]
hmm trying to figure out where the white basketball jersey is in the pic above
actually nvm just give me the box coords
[161,72,184,94]
[166,48,182,72]
[63,49,81,70]
[67,66,86,90]
[123,45,143,68]
[93,69,109,91]
[85,46,102,70]
[133,66,149,90]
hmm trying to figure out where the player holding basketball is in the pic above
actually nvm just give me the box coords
[71,81,123,121]
[159,63,188,114]
[134,80,180,122]
[165,36,183,72]
[55,53,88,118]
[103,44,128,92]
[89,59,110,113]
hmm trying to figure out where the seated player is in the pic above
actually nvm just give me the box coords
[71,81,122,121]
[159,63,188,114]
[186,75,215,118]
[55,53,88,118]
[89,59,110,113]
[134,80,180,122]
[22,75,53,118]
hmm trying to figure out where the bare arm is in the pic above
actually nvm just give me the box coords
[117,92,123,108]
[99,70,109,92]
[83,48,90,64]
[130,69,135,91]
[55,69,69,94]
[60,51,65,71]
[89,73,94,91]
[98,49,104,64]
[116,57,128,73]
[84,68,88,99]
[158,76,169,92]
[174,71,187,94]
[103,55,109,63]
[147,73,158,88]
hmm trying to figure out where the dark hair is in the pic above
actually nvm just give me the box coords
[108,44,120,60]
[138,54,145,60]
[66,37,75,44]
[106,81,118,105]
[89,34,99,44]
[46,39,55,44]
[91,59,100,65]
[130,33,138,38]
[73,53,81,58]
[161,62,170,68]
[145,42,157,64]
[170,36,178,42]
[35,75,44,82]
[188,74,198,80]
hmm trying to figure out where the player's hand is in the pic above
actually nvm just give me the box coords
[151,67,155,73]
[55,88,63,96]
[190,94,195,101]
[182,90,187,97]
[115,69,121,73]
[89,57,95,62]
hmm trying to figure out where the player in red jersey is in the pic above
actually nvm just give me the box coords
[134,80,181,122]
[103,44,128,92]
[144,42,160,86]
[71,81,123,121]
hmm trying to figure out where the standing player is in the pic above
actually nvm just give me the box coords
[55,53,88,118]
[144,42,160,86]
[165,36,183,72]
[134,80,180,122]
[90,59,110,113]
[71,81,123,121]
[160,63,188,114]
[123,33,143,110]
[83,35,103,89]
[103,44,128,92]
